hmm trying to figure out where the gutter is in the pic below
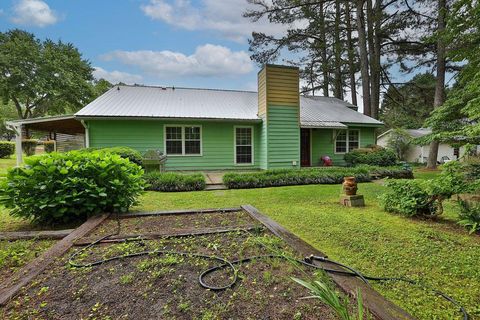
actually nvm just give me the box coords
[74,115,263,123]
[80,120,90,148]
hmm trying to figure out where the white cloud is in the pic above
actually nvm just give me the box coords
[93,67,143,85]
[140,0,289,42]
[11,0,58,27]
[101,44,253,78]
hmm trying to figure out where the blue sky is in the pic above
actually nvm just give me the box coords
[0,0,280,91]
[0,0,441,109]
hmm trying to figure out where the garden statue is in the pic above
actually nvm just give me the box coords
[340,176,365,207]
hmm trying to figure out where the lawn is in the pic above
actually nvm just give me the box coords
[132,182,479,319]
[1,161,478,319]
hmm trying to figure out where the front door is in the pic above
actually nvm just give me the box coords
[300,129,311,167]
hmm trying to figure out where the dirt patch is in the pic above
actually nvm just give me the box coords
[0,240,53,284]
[1,211,363,319]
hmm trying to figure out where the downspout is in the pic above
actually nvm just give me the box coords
[80,120,90,148]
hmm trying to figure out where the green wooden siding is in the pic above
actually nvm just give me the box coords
[310,126,377,166]
[266,105,300,168]
[258,115,268,169]
[87,120,261,171]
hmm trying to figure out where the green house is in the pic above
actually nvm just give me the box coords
[9,65,383,169]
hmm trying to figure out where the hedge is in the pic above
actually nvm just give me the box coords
[43,140,55,153]
[223,165,412,189]
[344,147,397,166]
[0,141,15,158]
[144,171,206,192]
[0,150,145,225]
[22,139,37,156]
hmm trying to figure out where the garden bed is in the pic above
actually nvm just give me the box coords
[0,207,410,320]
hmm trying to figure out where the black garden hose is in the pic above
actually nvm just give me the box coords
[68,221,469,320]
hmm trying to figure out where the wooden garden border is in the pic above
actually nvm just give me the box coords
[0,229,75,241]
[0,213,110,307]
[1,206,414,319]
[241,204,415,320]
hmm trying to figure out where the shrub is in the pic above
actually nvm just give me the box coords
[81,147,143,166]
[43,140,55,153]
[22,139,37,156]
[379,179,441,217]
[344,147,397,166]
[386,129,412,161]
[457,200,480,234]
[0,151,145,225]
[0,141,15,158]
[144,171,205,192]
[223,166,412,189]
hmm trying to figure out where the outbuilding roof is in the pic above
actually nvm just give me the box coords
[75,85,383,127]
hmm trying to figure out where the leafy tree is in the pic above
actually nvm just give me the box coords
[0,29,94,119]
[422,0,480,147]
[380,73,436,129]
[386,128,412,161]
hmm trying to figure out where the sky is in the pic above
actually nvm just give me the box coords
[0,0,290,91]
[0,0,443,111]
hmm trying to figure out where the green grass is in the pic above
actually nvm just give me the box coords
[0,157,478,319]
[413,167,442,180]
[133,184,480,320]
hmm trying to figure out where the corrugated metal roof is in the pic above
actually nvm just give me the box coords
[300,96,382,126]
[75,85,383,126]
[76,86,259,121]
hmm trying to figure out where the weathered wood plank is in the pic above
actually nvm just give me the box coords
[73,224,263,246]
[119,207,242,218]
[241,204,414,320]
[0,229,75,241]
[0,213,110,307]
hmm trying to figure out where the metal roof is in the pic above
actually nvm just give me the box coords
[75,85,383,126]
[378,128,432,139]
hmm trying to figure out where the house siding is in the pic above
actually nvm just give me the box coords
[310,126,377,166]
[88,119,261,170]
[267,106,300,168]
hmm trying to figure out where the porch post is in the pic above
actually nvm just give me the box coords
[15,124,22,166]
[81,120,89,148]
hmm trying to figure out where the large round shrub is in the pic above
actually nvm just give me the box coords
[81,146,143,166]
[0,151,145,225]
[344,147,397,166]
[0,141,15,158]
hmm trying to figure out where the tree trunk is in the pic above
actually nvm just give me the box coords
[319,1,330,97]
[426,0,447,169]
[333,0,344,99]
[370,0,382,119]
[345,1,358,106]
[356,0,371,116]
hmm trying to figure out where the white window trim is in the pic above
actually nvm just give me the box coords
[334,129,361,154]
[164,124,203,156]
[234,125,254,165]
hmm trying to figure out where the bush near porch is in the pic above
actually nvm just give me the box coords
[144,171,206,192]
[344,146,397,167]
[223,165,412,189]
[0,150,145,225]
[0,141,15,159]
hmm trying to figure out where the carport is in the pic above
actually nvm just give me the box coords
[6,115,87,166]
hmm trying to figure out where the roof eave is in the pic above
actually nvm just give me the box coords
[74,115,262,123]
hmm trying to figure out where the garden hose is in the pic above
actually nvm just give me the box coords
[68,219,469,320]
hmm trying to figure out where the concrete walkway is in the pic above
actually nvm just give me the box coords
[204,172,227,190]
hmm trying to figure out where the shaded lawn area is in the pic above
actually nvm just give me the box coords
[133,183,480,320]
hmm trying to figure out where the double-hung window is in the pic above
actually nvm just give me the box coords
[335,129,360,153]
[165,125,202,155]
[235,127,253,164]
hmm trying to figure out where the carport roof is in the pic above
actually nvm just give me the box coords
[6,115,85,135]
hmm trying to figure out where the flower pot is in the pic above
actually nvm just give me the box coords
[343,176,357,196]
